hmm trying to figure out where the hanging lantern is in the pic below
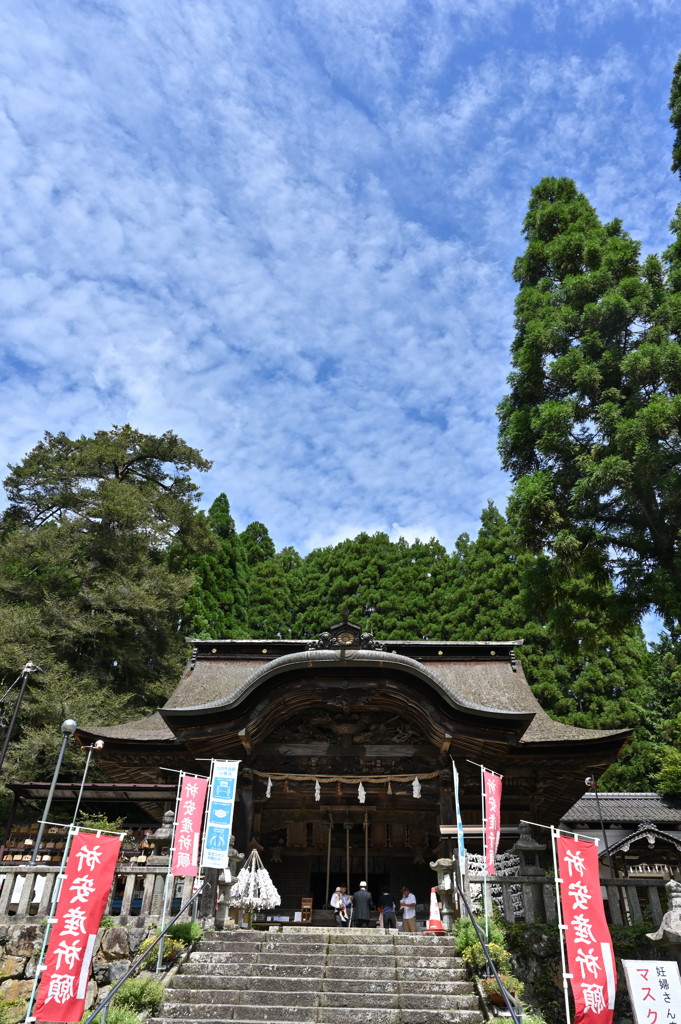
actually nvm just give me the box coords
[387,781,393,796]
[336,781,343,797]
[270,846,282,863]
[282,778,290,793]
[266,777,272,799]
[412,777,421,799]
[358,782,366,804]
[315,780,321,801]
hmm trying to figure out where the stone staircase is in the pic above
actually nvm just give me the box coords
[156,928,483,1024]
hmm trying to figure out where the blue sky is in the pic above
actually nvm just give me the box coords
[1,0,680,619]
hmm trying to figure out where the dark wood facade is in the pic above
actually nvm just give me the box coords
[78,622,631,904]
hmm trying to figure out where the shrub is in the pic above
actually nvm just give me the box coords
[137,934,186,970]
[166,921,203,944]
[79,1007,141,1024]
[453,915,505,954]
[112,977,164,1013]
[461,940,511,974]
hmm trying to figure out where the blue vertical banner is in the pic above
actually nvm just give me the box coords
[200,760,240,869]
[452,758,466,875]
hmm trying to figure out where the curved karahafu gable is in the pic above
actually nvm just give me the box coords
[78,630,631,825]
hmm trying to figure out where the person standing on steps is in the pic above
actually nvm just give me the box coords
[352,880,374,928]
[331,886,348,926]
[400,886,417,932]
[377,888,397,929]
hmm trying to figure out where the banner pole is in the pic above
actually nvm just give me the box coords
[480,764,489,947]
[156,771,184,973]
[551,826,572,1024]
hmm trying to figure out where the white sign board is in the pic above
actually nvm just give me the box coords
[623,959,681,1023]
[200,760,240,869]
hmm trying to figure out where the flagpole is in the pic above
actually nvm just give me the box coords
[551,825,572,1024]
[480,764,489,947]
[195,759,215,923]
[156,771,184,973]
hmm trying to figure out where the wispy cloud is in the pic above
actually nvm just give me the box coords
[1,0,680,554]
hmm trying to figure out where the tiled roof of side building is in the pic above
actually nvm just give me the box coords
[561,792,681,825]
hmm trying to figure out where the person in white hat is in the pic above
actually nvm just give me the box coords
[330,886,347,926]
[352,881,374,928]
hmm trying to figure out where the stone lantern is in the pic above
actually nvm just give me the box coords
[508,822,546,876]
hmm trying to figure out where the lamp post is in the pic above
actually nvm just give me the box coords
[30,719,77,865]
[585,775,614,877]
[0,662,42,774]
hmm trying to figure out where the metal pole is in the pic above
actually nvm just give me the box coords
[72,740,103,825]
[30,719,77,866]
[480,764,489,946]
[156,772,183,973]
[364,811,369,885]
[551,825,572,1024]
[325,815,332,908]
[346,826,350,892]
[586,776,614,877]
[0,663,41,774]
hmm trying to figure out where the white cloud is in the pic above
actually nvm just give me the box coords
[1,0,680,557]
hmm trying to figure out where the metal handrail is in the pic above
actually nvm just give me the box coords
[81,879,211,1024]
[454,875,522,1024]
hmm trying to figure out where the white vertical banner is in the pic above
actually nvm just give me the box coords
[200,760,240,869]
[452,759,466,875]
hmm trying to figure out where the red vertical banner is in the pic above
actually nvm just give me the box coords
[557,836,616,1024]
[483,770,501,875]
[34,831,122,1022]
[171,774,208,877]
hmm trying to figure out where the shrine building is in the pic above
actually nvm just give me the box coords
[78,620,631,907]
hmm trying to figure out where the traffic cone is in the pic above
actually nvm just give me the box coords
[425,887,445,934]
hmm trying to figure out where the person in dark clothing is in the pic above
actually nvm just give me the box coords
[377,888,397,929]
[352,881,374,928]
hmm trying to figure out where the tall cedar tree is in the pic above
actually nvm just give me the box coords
[174,493,250,639]
[0,426,212,789]
[443,504,662,790]
[497,175,681,635]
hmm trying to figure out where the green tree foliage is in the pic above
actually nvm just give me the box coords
[292,532,451,640]
[0,425,212,787]
[497,175,681,632]
[174,493,249,639]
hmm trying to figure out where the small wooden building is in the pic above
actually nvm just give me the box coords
[79,620,630,907]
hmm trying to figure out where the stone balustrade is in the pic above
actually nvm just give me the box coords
[0,861,197,926]
[466,872,669,928]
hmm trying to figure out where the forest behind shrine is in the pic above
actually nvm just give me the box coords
[4,56,681,809]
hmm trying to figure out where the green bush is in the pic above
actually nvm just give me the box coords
[112,976,164,1013]
[79,1007,141,1024]
[453,915,505,954]
[137,934,186,969]
[166,921,203,943]
[462,940,511,974]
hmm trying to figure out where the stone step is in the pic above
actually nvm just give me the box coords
[316,995,479,1011]
[317,1012,482,1024]
[316,980,472,995]
[173,974,321,992]
[191,951,258,964]
[165,989,319,1007]
[253,953,327,965]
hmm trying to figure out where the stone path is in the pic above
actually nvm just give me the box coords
[156,927,483,1024]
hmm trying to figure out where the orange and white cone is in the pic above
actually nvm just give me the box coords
[425,887,445,934]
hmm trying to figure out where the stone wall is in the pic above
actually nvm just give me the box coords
[0,921,155,1022]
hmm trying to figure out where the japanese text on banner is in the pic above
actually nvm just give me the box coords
[172,774,208,877]
[623,959,681,1024]
[557,836,616,1024]
[201,760,240,870]
[34,832,122,1023]
[483,770,501,875]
